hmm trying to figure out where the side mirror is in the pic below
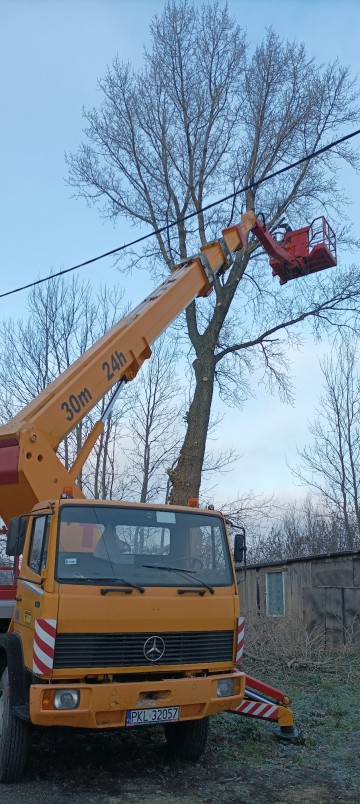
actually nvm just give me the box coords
[234,530,246,564]
[6,517,26,557]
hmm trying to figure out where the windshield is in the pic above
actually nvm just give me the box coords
[56,505,233,587]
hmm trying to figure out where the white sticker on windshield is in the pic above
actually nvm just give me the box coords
[65,558,77,565]
[156,512,176,524]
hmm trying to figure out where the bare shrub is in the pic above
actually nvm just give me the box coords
[242,610,360,681]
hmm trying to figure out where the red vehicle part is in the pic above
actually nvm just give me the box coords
[229,670,298,737]
[244,673,291,704]
[0,527,18,624]
[223,212,337,286]
[270,216,337,285]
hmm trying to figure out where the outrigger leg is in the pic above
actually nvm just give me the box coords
[228,673,299,741]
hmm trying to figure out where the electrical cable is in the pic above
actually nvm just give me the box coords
[1,126,360,301]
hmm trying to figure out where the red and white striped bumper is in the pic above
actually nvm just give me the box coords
[234,699,278,720]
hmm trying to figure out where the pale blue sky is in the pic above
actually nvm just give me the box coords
[1,0,360,504]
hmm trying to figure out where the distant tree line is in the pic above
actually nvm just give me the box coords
[235,337,360,562]
[246,494,360,565]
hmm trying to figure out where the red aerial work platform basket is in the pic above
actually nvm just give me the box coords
[270,216,337,285]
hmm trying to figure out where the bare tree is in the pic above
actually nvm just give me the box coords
[0,275,131,498]
[122,336,185,503]
[247,494,358,563]
[218,490,278,554]
[67,0,360,504]
[293,339,360,549]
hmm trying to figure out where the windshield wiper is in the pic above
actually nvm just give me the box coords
[100,578,145,594]
[142,564,215,594]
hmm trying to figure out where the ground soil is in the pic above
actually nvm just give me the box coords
[3,657,360,804]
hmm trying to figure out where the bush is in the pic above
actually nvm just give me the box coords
[242,610,360,681]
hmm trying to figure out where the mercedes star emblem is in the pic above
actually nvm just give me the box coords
[143,635,166,662]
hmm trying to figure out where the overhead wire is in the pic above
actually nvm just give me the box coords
[1,126,360,301]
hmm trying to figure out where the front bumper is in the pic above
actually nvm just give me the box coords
[29,671,245,728]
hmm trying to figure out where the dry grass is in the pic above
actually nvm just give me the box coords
[242,610,360,681]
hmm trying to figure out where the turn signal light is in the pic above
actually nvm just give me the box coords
[42,690,55,710]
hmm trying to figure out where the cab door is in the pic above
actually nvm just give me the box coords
[15,514,56,674]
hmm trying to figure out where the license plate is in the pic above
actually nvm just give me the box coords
[126,706,179,726]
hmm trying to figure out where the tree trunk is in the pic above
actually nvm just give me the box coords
[169,351,215,505]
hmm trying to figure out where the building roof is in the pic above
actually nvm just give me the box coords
[243,548,360,571]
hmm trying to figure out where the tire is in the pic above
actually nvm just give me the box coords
[0,667,28,783]
[164,716,209,761]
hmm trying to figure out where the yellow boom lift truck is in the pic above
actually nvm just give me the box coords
[0,212,336,781]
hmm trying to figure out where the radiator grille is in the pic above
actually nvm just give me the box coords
[53,630,234,669]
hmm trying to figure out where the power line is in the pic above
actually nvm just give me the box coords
[1,126,360,301]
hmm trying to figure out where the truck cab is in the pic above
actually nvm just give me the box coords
[0,498,244,780]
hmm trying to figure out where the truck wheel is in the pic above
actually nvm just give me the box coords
[0,667,28,783]
[164,717,209,761]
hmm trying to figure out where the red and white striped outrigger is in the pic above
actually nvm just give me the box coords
[228,617,299,739]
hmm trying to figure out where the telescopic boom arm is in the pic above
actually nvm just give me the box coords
[0,231,235,524]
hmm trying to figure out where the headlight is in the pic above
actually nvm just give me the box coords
[53,689,80,710]
[217,678,235,697]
